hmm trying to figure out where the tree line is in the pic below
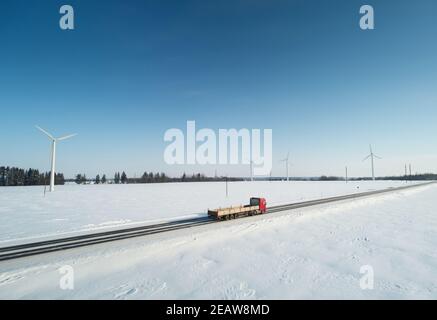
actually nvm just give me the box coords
[4,165,436,187]
[73,172,127,184]
[70,171,240,184]
[0,166,65,186]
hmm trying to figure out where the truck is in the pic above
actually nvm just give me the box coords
[208,197,267,221]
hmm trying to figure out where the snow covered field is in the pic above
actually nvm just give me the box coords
[0,181,414,244]
[0,182,435,299]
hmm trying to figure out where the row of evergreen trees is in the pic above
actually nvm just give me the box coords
[4,165,437,187]
[74,172,128,184]
[72,171,225,184]
[0,166,65,186]
[132,172,213,183]
[114,172,128,184]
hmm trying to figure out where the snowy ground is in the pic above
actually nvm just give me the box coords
[0,180,415,245]
[0,182,436,299]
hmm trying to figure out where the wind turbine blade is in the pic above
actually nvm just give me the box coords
[362,154,371,161]
[57,133,77,141]
[374,154,382,159]
[35,125,55,140]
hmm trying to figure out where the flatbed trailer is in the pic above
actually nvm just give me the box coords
[208,197,267,221]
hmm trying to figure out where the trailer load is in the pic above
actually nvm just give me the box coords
[208,197,267,221]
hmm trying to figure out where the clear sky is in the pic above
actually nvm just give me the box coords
[1,0,436,178]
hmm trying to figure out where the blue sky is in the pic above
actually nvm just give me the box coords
[1,0,436,178]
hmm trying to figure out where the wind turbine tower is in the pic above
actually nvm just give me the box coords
[280,152,290,181]
[36,126,77,192]
[362,145,381,181]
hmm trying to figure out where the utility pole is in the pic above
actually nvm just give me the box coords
[345,166,348,183]
[405,164,408,183]
[250,161,253,182]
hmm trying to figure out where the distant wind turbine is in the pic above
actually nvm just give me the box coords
[362,145,381,181]
[36,126,77,192]
[280,152,291,181]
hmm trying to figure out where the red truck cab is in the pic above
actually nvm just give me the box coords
[250,197,267,214]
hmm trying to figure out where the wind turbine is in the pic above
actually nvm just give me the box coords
[362,145,381,181]
[280,152,290,181]
[36,126,77,192]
